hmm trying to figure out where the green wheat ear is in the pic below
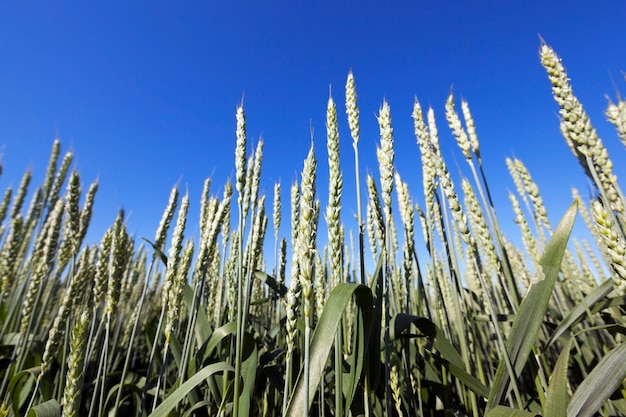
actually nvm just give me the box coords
[591,199,626,295]
[326,92,343,289]
[62,310,89,417]
[541,42,624,214]
[606,97,626,146]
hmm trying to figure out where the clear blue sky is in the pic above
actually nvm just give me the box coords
[1,1,625,254]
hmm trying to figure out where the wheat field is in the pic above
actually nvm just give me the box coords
[0,42,624,417]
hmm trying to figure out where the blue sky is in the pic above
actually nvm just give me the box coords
[1,1,625,258]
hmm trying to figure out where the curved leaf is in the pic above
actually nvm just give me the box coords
[367,254,384,393]
[9,367,40,416]
[147,362,233,417]
[486,405,539,416]
[487,202,577,411]
[285,283,373,417]
[183,284,212,345]
[195,321,242,370]
[254,270,288,298]
[392,313,489,398]
[567,343,626,417]
[546,279,614,347]
[237,336,258,417]
[26,399,60,417]
[544,338,572,417]
[141,237,168,266]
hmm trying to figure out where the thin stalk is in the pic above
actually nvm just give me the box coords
[383,243,392,417]
[436,185,480,415]
[282,354,292,414]
[471,159,521,310]
[233,200,245,417]
[87,315,109,417]
[334,331,343,416]
[113,258,156,416]
[304,323,310,417]
[179,274,205,383]
[152,343,170,412]
[347,73,367,416]
[472,257,524,409]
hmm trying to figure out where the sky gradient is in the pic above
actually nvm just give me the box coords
[1,1,625,256]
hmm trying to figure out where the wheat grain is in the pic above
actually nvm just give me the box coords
[242,155,254,221]
[273,182,282,272]
[574,239,596,294]
[163,193,189,343]
[105,211,130,320]
[326,93,344,288]
[509,192,540,263]
[165,240,194,344]
[432,136,471,245]
[199,178,212,238]
[48,151,73,213]
[591,199,626,295]
[64,170,81,256]
[366,174,385,253]
[583,237,607,283]
[154,187,179,253]
[249,194,267,271]
[0,216,23,296]
[40,247,92,378]
[92,229,113,316]
[42,139,61,206]
[413,99,437,222]
[345,71,360,145]
[11,170,32,220]
[512,158,552,237]
[298,144,317,322]
[461,99,481,160]
[541,43,624,213]
[390,364,404,417]
[77,180,98,249]
[165,192,188,289]
[463,178,500,274]
[19,198,64,339]
[376,100,395,217]
[235,103,248,200]
[506,158,529,207]
[61,310,89,417]
[296,143,318,416]
[445,93,472,160]
[606,97,626,147]
[366,199,378,261]
[0,188,12,227]
[396,173,413,310]
[314,250,326,319]
[194,183,232,286]
[249,139,264,214]
[290,179,300,277]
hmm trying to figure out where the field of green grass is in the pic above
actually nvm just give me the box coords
[0,42,624,417]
